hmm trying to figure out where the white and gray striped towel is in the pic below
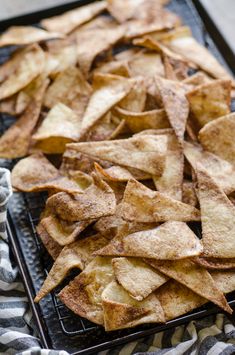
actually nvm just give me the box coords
[0,166,235,355]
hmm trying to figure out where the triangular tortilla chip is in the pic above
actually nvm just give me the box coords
[11,153,84,193]
[128,50,164,79]
[211,270,235,294]
[114,107,170,133]
[199,113,235,165]
[156,77,189,143]
[147,258,232,313]
[35,233,109,302]
[40,215,91,246]
[186,80,231,130]
[46,45,77,78]
[102,280,165,331]
[59,256,114,325]
[94,163,150,182]
[182,180,197,207]
[118,179,200,223]
[46,173,116,222]
[0,77,49,159]
[67,134,167,177]
[41,1,107,34]
[196,166,235,258]
[184,142,235,194]
[112,257,168,301]
[77,74,133,138]
[0,44,45,100]
[0,26,63,46]
[93,59,130,78]
[194,257,235,270]
[118,77,146,112]
[0,47,27,83]
[96,221,202,259]
[36,222,62,260]
[168,36,234,83]
[0,96,17,115]
[183,71,212,87]
[32,103,82,153]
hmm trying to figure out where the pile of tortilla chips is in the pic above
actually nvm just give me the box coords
[1,0,235,331]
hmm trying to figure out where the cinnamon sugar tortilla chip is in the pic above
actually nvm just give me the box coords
[41,1,107,35]
[183,71,212,87]
[118,179,200,223]
[194,257,235,270]
[96,221,202,259]
[128,50,164,79]
[40,215,91,246]
[0,44,45,100]
[210,270,235,294]
[46,45,77,78]
[67,134,167,177]
[182,181,197,207]
[46,173,116,222]
[11,153,85,194]
[59,256,114,325]
[117,77,146,112]
[102,280,165,331]
[0,26,63,47]
[36,222,62,260]
[0,96,17,115]
[112,257,168,301]
[114,107,169,133]
[199,113,235,165]
[196,166,235,258]
[0,77,48,159]
[148,259,232,313]
[77,74,132,138]
[94,163,150,182]
[32,103,82,153]
[0,47,27,83]
[186,80,231,130]
[184,142,235,194]
[35,234,109,302]
[93,60,130,78]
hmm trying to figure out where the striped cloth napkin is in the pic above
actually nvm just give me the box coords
[0,167,235,355]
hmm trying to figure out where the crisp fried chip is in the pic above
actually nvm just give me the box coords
[128,50,164,79]
[0,96,17,115]
[194,257,235,270]
[102,280,165,331]
[118,179,200,223]
[36,222,62,260]
[183,71,212,87]
[184,142,235,194]
[41,1,107,34]
[32,103,82,153]
[67,134,167,177]
[11,153,84,193]
[93,60,130,78]
[40,215,91,246]
[112,257,168,301]
[59,257,114,325]
[211,270,235,293]
[182,180,197,207]
[196,166,235,258]
[0,26,63,46]
[44,67,91,111]
[0,47,28,83]
[186,80,231,130]
[46,173,116,222]
[77,74,132,138]
[94,163,150,182]
[118,77,146,112]
[114,107,169,133]
[156,77,189,143]
[148,259,232,313]
[46,45,78,77]
[96,221,202,259]
[199,113,235,165]
[0,77,48,159]
[0,44,45,100]
[35,234,109,302]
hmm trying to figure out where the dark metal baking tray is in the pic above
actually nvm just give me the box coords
[1,0,235,353]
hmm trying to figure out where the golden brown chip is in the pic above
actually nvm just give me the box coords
[211,270,235,294]
[46,173,116,222]
[0,77,48,159]
[114,107,169,133]
[112,257,168,301]
[0,44,45,100]
[40,215,91,246]
[0,96,17,115]
[41,1,107,34]
[46,45,78,77]
[186,80,231,130]
[118,77,147,112]
[118,179,200,223]
[128,50,164,79]
[102,280,165,331]
[96,221,202,259]
[67,134,167,177]
[36,222,62,260]
[196,166,235,258]
[94,163,150,182]
[0,47,28,83]
[35,233,109,302]
[182,180,198,207]
[11,153,84,193]
[93,60,130,78]
[147,259,232,313]
[59,256,114,325]
[199,113,235,165]
[32,103,82,153]
[0,26,63,46]
[156,77,189,143]
[184,142,235,194]
[183,71,212,87]
[194,257,235,270]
